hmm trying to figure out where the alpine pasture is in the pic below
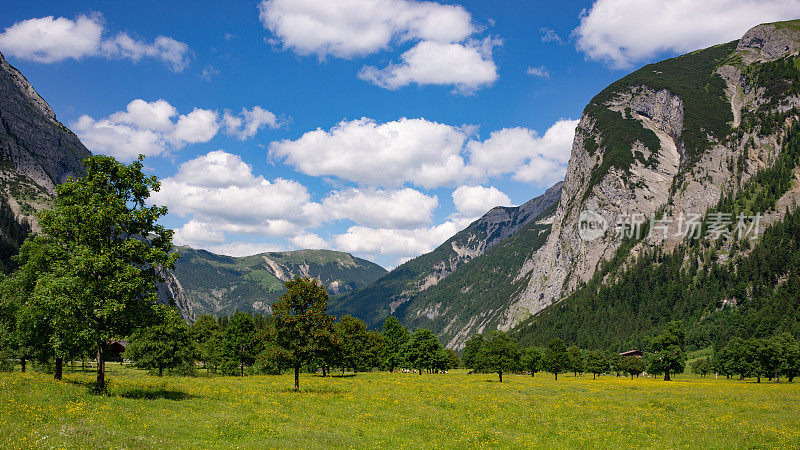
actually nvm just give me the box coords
[1,364,798,448]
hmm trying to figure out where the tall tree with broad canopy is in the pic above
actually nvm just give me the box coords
[381,316,409,372]
[759,333,794,383]
[621,355,646,378]
[476,330,521,382]
[403,328,441,375]
[222,311,258,377]
[585,350,610,379]
[27,155,176,390]
[544,337,568,380]
[567,346,585,377]
[461,333,485,371]
[191,315,223,372]
[649,321,687,381]
[272,277,333,391]
[13,240,91,380]
[1,237,62,377]
[336,315,371,373]
[127,305,195,376]
[521,347,543,377]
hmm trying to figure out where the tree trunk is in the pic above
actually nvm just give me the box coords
[322,365,327,377]
[593,373,596,380]
[418,369,422,375]
[664,369,671,381]
[240,361,244,377]
[498,371,503,383]
[774,369,780,383]
[789,375,795,383]
[757,376,761,383]
[159,365,163,377]
[554,372,558,381]
[96,346,105,391]
[20,358,26,373]
[55,357,63,380]
[294,364,300,391]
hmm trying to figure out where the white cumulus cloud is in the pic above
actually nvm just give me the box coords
[451,185,512,219]
[258,0,473,58]
[205,242,288,257]
[290,232,329,250]
[0,14,191,71]
[223,106,280,140]
[333,218,472,264]
[258,0,500,93]
[574,0,800,68]
[358,38,499,93]
[152,150,323,234]
[467,118,578,186]
[173,220,226,247]
[322,188,438,229]
[269,117,470,189]
[73,100,278,160]
[270,116,577,188]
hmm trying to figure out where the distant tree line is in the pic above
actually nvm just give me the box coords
[465,321,731,382]
[126,296,459,389]
[712,333,800,383]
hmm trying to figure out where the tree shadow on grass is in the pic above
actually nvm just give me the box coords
[115,387,197,400]
[280,386,350,395]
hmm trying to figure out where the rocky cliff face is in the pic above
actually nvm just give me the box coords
[506,20,800,329]
[156,267,197,321]
[0,52,90,213]
[0,51,91,271]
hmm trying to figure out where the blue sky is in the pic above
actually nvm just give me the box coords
[2,0,798,268]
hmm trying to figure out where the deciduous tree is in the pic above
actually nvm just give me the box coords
[649,321,687,381]
[127,306,195,376]
[585,350,609,379]
[381,316,409,372]
[544,338,568,380]
[521,347,543,377]
[403,329,441,375]
[272,277,333,391]
[476,331,521,382]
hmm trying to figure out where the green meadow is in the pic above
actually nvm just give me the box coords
[1,364,799,448]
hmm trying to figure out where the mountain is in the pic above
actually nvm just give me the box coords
[509,20,800,350]
[331,182,562,344]
[0,51,91,272]
[170,246,387,318]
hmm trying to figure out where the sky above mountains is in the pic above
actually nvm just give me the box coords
[2,0,799,268]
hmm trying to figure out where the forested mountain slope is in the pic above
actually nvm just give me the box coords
[172,246,386,317]
[330,183,562,338]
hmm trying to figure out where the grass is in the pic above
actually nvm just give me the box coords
[1,364,799,448]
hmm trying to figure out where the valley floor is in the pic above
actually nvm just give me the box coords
[1,364,799,448]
